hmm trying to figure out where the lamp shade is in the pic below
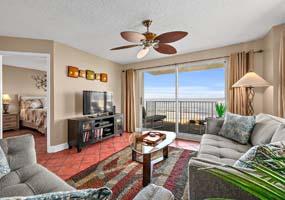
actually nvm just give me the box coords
[232,72,271,88]
[137,47,149,59]
[2,94,11,104]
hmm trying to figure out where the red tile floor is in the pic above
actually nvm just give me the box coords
[3,129,200,180]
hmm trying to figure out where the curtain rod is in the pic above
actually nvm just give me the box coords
[122,49,263,72]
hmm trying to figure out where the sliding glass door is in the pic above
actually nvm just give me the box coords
[140,59,226,138]
[178,64,225,136]
[142,67,176,132]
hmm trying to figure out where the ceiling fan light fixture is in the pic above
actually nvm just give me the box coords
[137,47,149,59]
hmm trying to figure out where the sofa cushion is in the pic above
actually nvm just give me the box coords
[205,117,224,135]
[133,184,174,200]
[198,134,252,165]
[218,112,255,144]
[271,124,285,143]
[0,164,74,197]
[250,113,281,146]
[1,135,37,171]
[0,145,10,179]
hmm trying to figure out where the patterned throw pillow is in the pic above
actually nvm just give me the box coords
[234,142,284,169]
[218,112,256,144]
[0,146,10,179]
[5,188,112,200]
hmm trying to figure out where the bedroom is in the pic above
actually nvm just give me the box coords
[1,52,48,145]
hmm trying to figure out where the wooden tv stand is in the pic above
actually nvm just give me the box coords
[68,113,123,152]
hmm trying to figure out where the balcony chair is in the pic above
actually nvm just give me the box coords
[142,106,167,129]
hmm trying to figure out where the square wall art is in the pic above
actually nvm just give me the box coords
[100,73,108,82]
[86,70,95,80]
[79,70,86,78]
[67,66,79,78]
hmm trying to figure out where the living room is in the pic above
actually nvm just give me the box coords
[0,1,284,200]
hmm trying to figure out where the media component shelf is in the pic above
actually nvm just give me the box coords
[68,114,123,152]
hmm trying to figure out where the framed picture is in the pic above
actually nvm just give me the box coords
[86,70,95,80]
[79,70,86,78]
[100,73,108,82]
[95,73,101,80]
[67,66,79,78]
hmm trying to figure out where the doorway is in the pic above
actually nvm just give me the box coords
[0,51,51,152]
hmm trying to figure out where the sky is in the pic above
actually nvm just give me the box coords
[144,67,225,99]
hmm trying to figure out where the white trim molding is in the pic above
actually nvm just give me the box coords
[48,143,69,153]
[0,51,51,152]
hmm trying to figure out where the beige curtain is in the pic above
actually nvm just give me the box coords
[278,32,285,117]
[124,69,136,132]
[227,51,254,115]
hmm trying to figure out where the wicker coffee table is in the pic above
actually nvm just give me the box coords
[129,131,176,187]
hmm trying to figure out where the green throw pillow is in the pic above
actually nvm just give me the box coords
[234,142,284,170]
[5,188,112,200]
[218,112,255,144]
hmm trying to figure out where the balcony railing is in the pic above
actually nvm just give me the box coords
[144,99,224,134]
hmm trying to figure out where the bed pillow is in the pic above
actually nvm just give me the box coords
[40,98,48,108]
[0,146,10,179]
[4,188,112,200]
[234,142,284,169]
[218,112,256,144]
[29,99,43,109]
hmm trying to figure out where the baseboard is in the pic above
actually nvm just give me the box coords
[47,143,69,153]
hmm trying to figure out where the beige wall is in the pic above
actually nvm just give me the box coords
[53,42,122,145]
[2,65,46,112]
[125,39,265,127]
[0,36,123,147]
[0,36,55,147]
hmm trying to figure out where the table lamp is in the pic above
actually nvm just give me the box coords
[232,72,271,115]
[2,94,11,114]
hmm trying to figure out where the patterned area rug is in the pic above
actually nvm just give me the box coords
[67,147,196,200]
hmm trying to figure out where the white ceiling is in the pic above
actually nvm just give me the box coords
[2,53,48,71]
[0,0,284,64]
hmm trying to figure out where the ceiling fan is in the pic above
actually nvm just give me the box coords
[110,20,188,59]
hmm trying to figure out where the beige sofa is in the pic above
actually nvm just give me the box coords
[188,113,285,200]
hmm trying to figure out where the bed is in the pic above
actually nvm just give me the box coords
[19,96,47,134]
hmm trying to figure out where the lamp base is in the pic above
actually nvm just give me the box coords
[3,104,9,114]
[247,87,255,116]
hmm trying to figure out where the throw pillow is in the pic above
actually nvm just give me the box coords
[218,112,256,144]
[271,124,285,143]
[205,117,224,135]
[0,145,10,178]
[250,114,280,145]
[4,188,112,200]
[234,142,284,169]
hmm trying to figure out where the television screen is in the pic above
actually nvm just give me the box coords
[83,91,105,115]
[83,91,113,115]
[105,92,113,112]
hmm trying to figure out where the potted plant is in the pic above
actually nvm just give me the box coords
[215,103,226,118]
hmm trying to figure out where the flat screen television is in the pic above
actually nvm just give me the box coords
[83,91,113,115]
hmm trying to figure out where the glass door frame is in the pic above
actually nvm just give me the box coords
[138,59,227,136]
[138,65,179,133]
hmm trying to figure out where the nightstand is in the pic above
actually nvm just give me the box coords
[3,113,19,131]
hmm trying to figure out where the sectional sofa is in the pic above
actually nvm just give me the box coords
[0,134,173,199]
[188,113,285,200]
